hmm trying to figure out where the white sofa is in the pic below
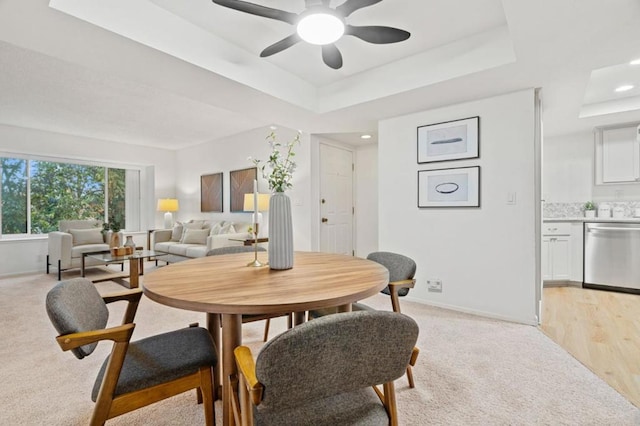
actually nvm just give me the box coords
[151,220,252,263]
[47,219,123,280]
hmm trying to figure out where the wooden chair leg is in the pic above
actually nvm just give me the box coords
[263,318,271,342]
[407,346,419,388]
[406,365,415,388]
[390,289,401,313]
[383,381,399,426]
[200,367,216,426]
[197,387,203,404]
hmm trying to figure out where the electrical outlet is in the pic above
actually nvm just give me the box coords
[427,279,442,293]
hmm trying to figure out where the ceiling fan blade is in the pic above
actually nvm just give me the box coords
[335,0,382,17]
[345,25,410,44]
[322,44,343,69]
[260,34,302,57]
[211,0,297,24]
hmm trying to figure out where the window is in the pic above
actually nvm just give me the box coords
[0,157,140,236]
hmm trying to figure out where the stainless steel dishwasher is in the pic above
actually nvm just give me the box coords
[584,222,640,293]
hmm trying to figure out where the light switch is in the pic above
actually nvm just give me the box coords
[507,192,516,205]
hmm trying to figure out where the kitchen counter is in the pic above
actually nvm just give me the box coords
[544,217,640,223]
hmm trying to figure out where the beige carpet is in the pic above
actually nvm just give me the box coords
[0,265,638,425]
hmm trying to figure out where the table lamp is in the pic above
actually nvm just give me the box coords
[157,198,179,229]
[244,180,270,267]
[243,193,270,237]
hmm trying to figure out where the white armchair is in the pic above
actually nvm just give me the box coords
[47,220,123,280]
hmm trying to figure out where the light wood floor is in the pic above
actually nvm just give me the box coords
[541,286,640,408]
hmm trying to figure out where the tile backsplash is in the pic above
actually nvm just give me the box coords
[544,201,640,218]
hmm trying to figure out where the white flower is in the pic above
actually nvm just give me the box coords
[251,132,300,193]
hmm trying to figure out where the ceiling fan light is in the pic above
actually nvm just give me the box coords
[297,13,344,45]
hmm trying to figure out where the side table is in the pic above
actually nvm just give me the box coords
[230,237,268,246]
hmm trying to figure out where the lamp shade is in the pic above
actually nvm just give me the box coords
[243,194,270,212]
[157,198,179,212]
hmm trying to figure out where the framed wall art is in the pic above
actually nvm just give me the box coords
[417,116,479,163]
[418,166,480,208]
[229,167,257,212]
[201,172,223,212]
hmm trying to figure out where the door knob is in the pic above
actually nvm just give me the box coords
[321,218,328,223]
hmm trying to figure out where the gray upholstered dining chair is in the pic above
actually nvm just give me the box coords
[310,251,420,387]
[232,310,419,426]
[206,245,292,341]
[45,278,217,426]
[365,251,417,313]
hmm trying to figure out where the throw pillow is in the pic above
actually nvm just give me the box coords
[208,222,222,236]
[180,222,203,240]
[69,228,104,246]
[219,222,236,234]
[170,223,184,242]
[183,222,203,230]
[180,228,209,245]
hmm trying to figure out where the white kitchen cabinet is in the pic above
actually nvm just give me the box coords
[542,223,572,281]
[542,236,571,281]
[595,125,640,184]
[569,222,584,283]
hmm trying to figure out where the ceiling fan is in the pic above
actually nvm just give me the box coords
[211,0,411,69]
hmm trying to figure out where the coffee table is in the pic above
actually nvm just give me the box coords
[84,250,165,288]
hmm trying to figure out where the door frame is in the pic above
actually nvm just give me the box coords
[534,88,543,324]
[309,135,356,254]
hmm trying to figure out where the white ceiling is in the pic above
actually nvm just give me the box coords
[0,0,640,150]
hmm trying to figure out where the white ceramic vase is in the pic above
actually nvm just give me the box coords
[124,235,136,250]
[268,192,294,270]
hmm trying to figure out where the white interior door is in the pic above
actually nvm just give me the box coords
[319,144,354,255]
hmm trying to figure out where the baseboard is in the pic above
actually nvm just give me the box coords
[543,280,582,288]
[401,295,538,326]
[0,269,45,279]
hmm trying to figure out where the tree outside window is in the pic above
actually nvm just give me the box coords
[1,157,130,235]
[1,158,27,234]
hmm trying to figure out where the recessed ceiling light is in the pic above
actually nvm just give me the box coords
[615,85,634,92]
[360,134,372,139]
[630,58,640,65]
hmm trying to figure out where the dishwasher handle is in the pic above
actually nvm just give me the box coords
[587,226,640,232]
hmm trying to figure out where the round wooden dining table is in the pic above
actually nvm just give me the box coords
[142,251,389,426]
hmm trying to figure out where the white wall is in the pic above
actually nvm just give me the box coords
[355,144,378,257]
[0,124,176,276]
[175,126,313,250]
[379,89,538,325]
